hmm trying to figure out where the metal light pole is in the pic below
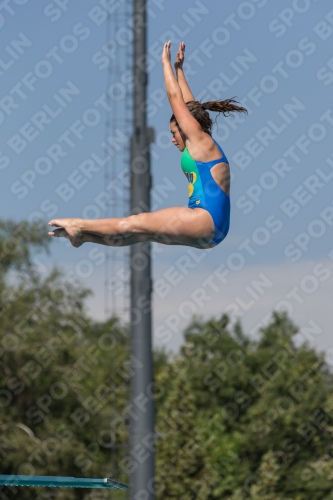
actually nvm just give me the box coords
[130,0,155,498]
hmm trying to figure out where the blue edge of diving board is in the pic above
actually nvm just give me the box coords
[0,475,128,490]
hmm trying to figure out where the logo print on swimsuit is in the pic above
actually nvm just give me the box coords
[185,171,197,197]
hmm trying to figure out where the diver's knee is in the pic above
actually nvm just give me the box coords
[127,213,149,234]
[117,217,133,235]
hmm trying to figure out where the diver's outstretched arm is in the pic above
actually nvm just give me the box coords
[162,42,183,101]
[162,42,203,143]
[174,42,195,103]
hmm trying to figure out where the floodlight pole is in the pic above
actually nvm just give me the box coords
[130,0,155,498]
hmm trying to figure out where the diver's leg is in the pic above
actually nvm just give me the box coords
[49,206,215,249]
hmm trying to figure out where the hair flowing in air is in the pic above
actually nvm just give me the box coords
[170,98,248,136]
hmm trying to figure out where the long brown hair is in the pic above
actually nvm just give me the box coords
[170,98,248,136]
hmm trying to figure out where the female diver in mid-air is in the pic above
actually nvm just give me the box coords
[48,42,247,249]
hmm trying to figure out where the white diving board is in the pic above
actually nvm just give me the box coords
[0,475,128,490]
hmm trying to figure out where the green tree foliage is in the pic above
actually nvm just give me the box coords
[0,221,131,499]
[155,314,333,499]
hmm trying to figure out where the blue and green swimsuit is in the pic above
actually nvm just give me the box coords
[181,139,230,246]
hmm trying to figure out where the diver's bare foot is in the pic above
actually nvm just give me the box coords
[48,218,83,238]
[49,227,84,248]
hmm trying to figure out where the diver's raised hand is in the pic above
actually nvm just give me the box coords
[174,41,185,70]
[161,41,171,65]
